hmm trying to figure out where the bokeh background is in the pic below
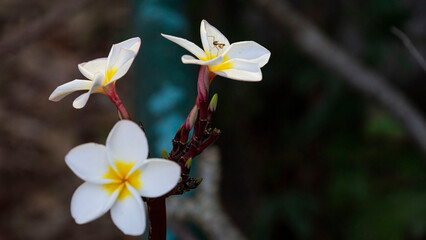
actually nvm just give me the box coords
[1,0,426,239]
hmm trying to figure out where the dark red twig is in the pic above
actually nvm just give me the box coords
[103,83,131,120]
[165,66,221,198]
[146,197,167,240]
[142,66,221,240]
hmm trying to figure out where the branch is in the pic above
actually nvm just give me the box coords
[0,0,93,57]
[251,0,426,156]
[167,146,246,240]
[391,27,426,73]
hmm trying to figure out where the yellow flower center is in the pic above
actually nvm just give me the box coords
[208,55,233,72]
[102,160,142,201]
[104,68,118,85]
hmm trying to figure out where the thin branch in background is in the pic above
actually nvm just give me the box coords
[391,27,426,73]
[251,0,426,157]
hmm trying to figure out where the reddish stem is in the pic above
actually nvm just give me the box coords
[103,83,131,120]
[103,82,168,239]
[146,197,167,240]
[197,66,209,102]
[209,72,216,84]
[198,128,221,151]
[144,68,219,239]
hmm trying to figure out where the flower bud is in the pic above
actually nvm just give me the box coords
[185,158,193,168]
[161,149,168,159]
[184,105,199,130]
[208,93,218,112]
[196,178,203,184]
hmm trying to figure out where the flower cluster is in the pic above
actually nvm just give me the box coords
[50,19,270,237]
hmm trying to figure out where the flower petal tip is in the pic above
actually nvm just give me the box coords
[72,93,89,109]
[48,92,59,102]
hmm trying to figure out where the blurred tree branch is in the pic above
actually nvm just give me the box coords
[168,146,246,240]
[252,0,426,156]
[0,0,93,57]
[391,27,426,73]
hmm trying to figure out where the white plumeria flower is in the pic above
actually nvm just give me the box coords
[162,20,270,81]
[49,37,141,109]
[65,120,180,236]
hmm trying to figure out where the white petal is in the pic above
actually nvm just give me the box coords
[111,49,135,70]
[181,55,223,66]
[78,58,107,79]
[223,41,271,67]
[213,59,263,82]
[107,49,136,83]
[137,159,181,198]
[106,120,148,167]
[161,33,207,60]
[71,182,119,224]
[49,80,92,102]
[200,20,230,58]
[65,143,112,184]
[107,37,141,71]
[200,21,210,55]
[72,73,104,109]
[72,92,90,109]
[110,184,146,236]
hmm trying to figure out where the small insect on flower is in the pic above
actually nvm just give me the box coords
[162,20,271,82]
[65,120,181,235]
[49,38,141,109]
[213,40,226,49]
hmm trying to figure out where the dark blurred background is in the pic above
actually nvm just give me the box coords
[0,0,425,239]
